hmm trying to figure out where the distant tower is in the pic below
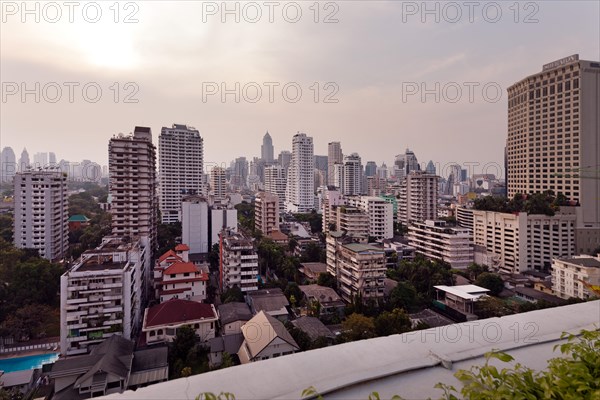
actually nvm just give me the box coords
[1,147,16,182]
[286,133,314,213]
[14,169,68,261]
[365,161,377,177]
[19,148,30,172]
[327,142,343,184]
[261,132,275,163]
[278,151,292,175]
[425,160,436,175]
[109,127,158,254]
[264,165,286,213]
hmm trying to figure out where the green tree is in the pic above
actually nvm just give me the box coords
[475,272,505,296]
[466,263,489,281]
[387,281,418,312]
[317,273,336,289]
[342,313,376,342]
[0,214,13,243]
[300,242,324,263]
[374,308,411,337]
[221,286,245,303]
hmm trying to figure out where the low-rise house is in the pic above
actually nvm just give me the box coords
[127,346,169,390]
[0,370,36,395]
[433,284,490,321]
[291,316,335,342]
[218,302,253,335]
[237,311,299,364]
[49,335,134,399]
[142,299,218,344]
[514,287,566,305]
[267,230,288,245]
[68,214,90,231]
[299,262,328,281]
[246,288,290,322]
[299,285,345,318]
[208,333,244,368]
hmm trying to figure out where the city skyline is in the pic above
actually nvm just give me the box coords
[2,2,598,173]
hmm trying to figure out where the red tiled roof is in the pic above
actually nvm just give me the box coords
[158,250,183,264]
[164,262,199,276]
[145,299,217,328]
[175,244,190,251]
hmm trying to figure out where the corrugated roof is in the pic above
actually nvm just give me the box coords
[218,302,253,325]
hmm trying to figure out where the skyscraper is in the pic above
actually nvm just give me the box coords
[33,152,48,168]
[286,133,314,213]
[328,142,343,184]
[425,160,436,175]
[159,124,204,224]
[14,169,68,261]
[506,55,600,254]
[109,127,158,254]
[365,161,377,177]
[261,131,274,163]
[231,157,249,190]
[1,147,16,183]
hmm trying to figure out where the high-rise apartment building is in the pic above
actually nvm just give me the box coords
[408,220,474,269]
[278,151,292,175]
[255,192,280,235]
[286,133,314,213]
[261,132,274,163]
[13,169,68,261]
[346,196,394,240]
[219,230,259,292]
[326,233,386,303]
[109,127,158,255]
[181,196,210,254]
[33,152,48,168]
[60,236,148,356]
[210,166,228,203]
[341,153,362,195]
[159,124,204,224]
[327,142,343,184]
[264,165,286,214]
[506,55,600,254]
[473,207,576,274]
[398,171,438,225]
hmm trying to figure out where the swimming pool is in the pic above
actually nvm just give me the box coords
[0,353,59,373]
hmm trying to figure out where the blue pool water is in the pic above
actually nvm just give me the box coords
[0,353,59,373]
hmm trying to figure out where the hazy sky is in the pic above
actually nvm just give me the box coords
[1,1,599,177]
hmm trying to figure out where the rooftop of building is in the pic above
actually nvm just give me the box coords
[514,287,567,304]
[240,311,299,361]
[247,288,289,313]
[217,302,253,325]
[434,284,490,300]
[144,299,217,329]
[342,243,385,254]
[291,316,334,341]
[68,214,90,222]
[556,255,600,268]
[299,284,343,304]
[163,262,206,277]
[103,300,600,400]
